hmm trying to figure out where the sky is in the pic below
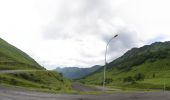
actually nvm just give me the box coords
[0,0,170,70]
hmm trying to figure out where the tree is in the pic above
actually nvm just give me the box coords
[105,78,113,84]
[152,73,156,78]
[10,79,17,85]
[59,73,63,77]
[123,76,135,84]
[134,73,145,81]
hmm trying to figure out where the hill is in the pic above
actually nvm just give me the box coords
[0,38,71,92]
[55,65,102,79]
[0,38,42,70]
[80,41,170,90]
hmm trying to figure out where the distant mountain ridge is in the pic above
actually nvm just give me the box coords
[55,65,102,79]
[107,41,170,70]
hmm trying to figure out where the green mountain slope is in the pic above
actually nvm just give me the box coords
[55,65,102,79]
[0,38,42,70]
[81,41,170,90]
[0,38,71,92]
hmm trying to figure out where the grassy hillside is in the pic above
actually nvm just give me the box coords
[0,71,72,92]
[0,38,72,92]
[81,41,170,90]
[55,65,101,79]
[0,38,42,70]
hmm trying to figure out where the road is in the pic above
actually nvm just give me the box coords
[0,70,45,74]
[1,70,170,100]
[1,86,170,100]
[72,82,113,92]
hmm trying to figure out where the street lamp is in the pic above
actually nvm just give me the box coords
[164,66,166,92]
[103,34,118,88]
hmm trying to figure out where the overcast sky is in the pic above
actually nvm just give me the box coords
[0,0,170,69]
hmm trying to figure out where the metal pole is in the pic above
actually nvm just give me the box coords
[164,82,166,92]
[103,34,118,88]
[164,66,166,92]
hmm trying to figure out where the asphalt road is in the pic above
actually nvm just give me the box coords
[0,70,45,74]
[1,86,170,100]
[72,82,110,92]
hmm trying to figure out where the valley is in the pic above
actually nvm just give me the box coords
[1,37,170,100]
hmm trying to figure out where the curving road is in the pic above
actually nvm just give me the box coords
[1,70,170,100]
[1,86,170,100]
[0,70,45,74]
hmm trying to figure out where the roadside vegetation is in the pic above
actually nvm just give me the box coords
[0,71,72,92]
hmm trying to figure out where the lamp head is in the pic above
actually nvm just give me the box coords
[114,34,118,38]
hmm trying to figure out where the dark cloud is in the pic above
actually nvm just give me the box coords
[42,0,113,39]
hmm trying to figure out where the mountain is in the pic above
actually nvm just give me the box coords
[0,38,71,92]
[55,65,102,79]
[81,41,170,90]
[0,38,42,70]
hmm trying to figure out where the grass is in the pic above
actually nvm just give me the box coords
[80,57,170,91]
[0,38,73,93]
[0,39,42,70]
[0,71,73,92]
[0,38,40,67]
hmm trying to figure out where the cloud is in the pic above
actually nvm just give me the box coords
[1,0,170,69]
[105,27,143,62]
[40,0,143,68]
[42,0,114,40]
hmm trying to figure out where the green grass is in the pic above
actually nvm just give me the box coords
[0,71,72,92]
[0,38,42,70]
[0,38,39,66]
[80,56,170,91]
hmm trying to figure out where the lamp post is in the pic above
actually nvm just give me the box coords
[164,66,166,92]
[103,34,118,88]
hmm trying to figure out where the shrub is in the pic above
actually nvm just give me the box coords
[123,76,138,84]
[59,73,63,77]
[19,73,29,80]
[10,79,17,85]
[105,78,113,84]
[123,76,134,82]
[134,73,145,81]
[153,73,156,78]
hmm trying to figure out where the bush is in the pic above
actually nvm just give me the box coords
[19,73,29,80]
[134,73,145,81]
[59,73,63,77]
[105,78,113,84]
[123,73,145,84]
[152,73,156,78]
[123,76,135,83]
[10,79,17,85]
